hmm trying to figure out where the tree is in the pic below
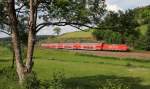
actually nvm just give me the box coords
[145,25,150,50]
[95,10,139,44]
[53,27,61,36]
[0,0,106,83]
[0,1,28,69]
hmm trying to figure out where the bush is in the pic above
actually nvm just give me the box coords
[92,29,137,44]
[0,67,67,89]
[99,79,131,89]
[0,67,41,89]
[135,25,150,50]
[49,71,65,89]
[134,36,147,50]
[40,71,66,89]
[23,72,40,89]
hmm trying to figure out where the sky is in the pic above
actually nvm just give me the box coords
[106,0,150,12]
[0,0,150,38]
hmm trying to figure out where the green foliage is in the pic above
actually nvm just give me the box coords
[94,10,139,44]
[145,25,150,50]
[45,0,106,24]
[23,72,40,89]
[92,30,122,44]
[134,5,150,24]
[92,29,140,45]
[99,10,139,34]
[0,0,8,30]
[132,5,150,37]
[40,71,66,89]
[49,71,65,89]
[53,27,61,36]
[0,67,66,89]
[134,36,146,50]
[100,79,131,89]
[134,25,150,50]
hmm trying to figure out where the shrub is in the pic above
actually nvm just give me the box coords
[23,72,40,89]
[134,36,147,50]
[92,30,130,44]
[135,25,150,50]
[40,71,66,89]
[99,79,131,89]
[49,71,65,89]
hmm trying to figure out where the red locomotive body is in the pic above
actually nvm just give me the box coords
[41,43,129,51]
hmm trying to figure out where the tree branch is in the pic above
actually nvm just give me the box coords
[35,22,66,33]
[70,25,86,31]
[16,5,25,18]
[0,30,11,35]
[36,21,117,33]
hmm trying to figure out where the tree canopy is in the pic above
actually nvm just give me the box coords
[93,10,139,44]
[0,0,106,82]
[53,27,61,36]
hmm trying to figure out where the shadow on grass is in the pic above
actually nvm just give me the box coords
[64,75,150,89]
[0,59,10,63]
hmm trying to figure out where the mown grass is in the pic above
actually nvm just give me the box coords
[1,46,150,89]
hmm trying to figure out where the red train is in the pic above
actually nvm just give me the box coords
[41,43,129,51]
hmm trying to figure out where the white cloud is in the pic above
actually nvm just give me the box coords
[106,0,150,10]
[106,4,123,12]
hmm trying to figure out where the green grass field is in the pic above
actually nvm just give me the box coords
[45,30,96,43]
[59,31,93,39]
[1,46,150,89]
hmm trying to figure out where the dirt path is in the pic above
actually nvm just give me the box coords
[72,50,150,60]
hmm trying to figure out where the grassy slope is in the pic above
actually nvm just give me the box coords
[134,5,150,35]
[59,31,93,39]
[33,48,150,85]
[1,46,150,88]
[45,30,96,43]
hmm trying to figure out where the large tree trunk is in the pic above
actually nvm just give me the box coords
[7,0,25,83]
[26,0,38,72]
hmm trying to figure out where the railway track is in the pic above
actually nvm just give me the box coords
[72,50,150,60]
[41,43,150,60]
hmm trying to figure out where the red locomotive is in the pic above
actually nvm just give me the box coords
[41,43,129,51]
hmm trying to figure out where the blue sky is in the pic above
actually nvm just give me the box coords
[0,0,150,38]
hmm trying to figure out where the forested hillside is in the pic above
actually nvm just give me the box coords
[92,5,150,50]
[134,5,150,35]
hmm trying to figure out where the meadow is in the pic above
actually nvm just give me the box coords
[0,46,150,89]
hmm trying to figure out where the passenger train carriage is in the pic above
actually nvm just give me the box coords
[41,43,129,51]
